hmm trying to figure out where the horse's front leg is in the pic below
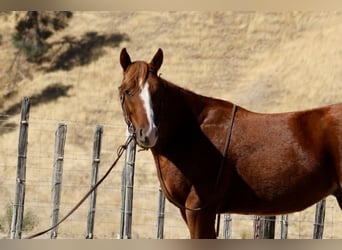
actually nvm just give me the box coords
[185,209,217,239]
[184,190,217,239]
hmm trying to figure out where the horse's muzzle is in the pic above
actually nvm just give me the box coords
[136,125,158,148]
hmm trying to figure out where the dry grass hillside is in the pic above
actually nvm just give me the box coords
[0,11,342,239]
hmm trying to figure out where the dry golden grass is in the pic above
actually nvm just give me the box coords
[0,11,342,239]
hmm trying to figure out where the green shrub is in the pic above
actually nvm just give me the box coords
[0,203,39,235]
[12,11,73,63]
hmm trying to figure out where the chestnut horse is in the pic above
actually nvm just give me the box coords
[118,48,342,239]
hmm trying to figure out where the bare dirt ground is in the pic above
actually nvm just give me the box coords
[0,11,342,239]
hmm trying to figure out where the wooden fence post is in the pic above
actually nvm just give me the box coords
[156,187,166,239]
[313,199,326,239]
[121,134,136,239]
[254,215,276,239]
[119,163,126,239]
[50,123,67,239]
[86,125,103,239]
[223,214,232,239]
[280,214,288,239]
[10,97,30,239]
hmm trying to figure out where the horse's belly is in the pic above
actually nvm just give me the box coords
[224,134,338,214]
[220,171,337,215]
[222,195,322,215]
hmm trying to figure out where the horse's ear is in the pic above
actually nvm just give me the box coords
[120,48,131,71]
[149,48,163,73]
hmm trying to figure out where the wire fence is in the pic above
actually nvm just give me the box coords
[1,98,342,239]
[0,100,187,239]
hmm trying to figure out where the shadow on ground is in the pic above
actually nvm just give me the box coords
[45,32,130,72]
[0,83,73,135]
[0,31,128,134]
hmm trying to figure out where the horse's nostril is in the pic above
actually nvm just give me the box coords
[136,127,157,147]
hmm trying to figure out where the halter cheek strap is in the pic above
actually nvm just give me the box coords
[120,93,135,135]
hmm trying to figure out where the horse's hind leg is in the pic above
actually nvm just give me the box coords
[329,134,342,209]
[333,189,342,209]
[333,164,342,209]
[333,157,342,209]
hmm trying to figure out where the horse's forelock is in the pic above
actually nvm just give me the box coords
[124,61,149,87]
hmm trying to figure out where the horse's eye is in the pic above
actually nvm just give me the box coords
[125,88,134,96]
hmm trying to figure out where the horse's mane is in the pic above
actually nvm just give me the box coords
[159,76,233,109]
[126,61,231,108]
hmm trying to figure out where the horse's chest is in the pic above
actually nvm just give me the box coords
[156,159,191,203]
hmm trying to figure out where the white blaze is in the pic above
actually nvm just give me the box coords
[139,82,157,136]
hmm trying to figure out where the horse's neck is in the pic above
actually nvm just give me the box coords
[151,80,228,191]
[153,79,209,156]
[160,79,206,118]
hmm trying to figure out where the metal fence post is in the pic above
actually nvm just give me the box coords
[254,215,276,239]
[313,199,326,239]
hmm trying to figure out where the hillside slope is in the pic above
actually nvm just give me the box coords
[0,11,342,239]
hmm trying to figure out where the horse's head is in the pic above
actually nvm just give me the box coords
[119,48,163,148]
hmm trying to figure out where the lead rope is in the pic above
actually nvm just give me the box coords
[24,135,134,239]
